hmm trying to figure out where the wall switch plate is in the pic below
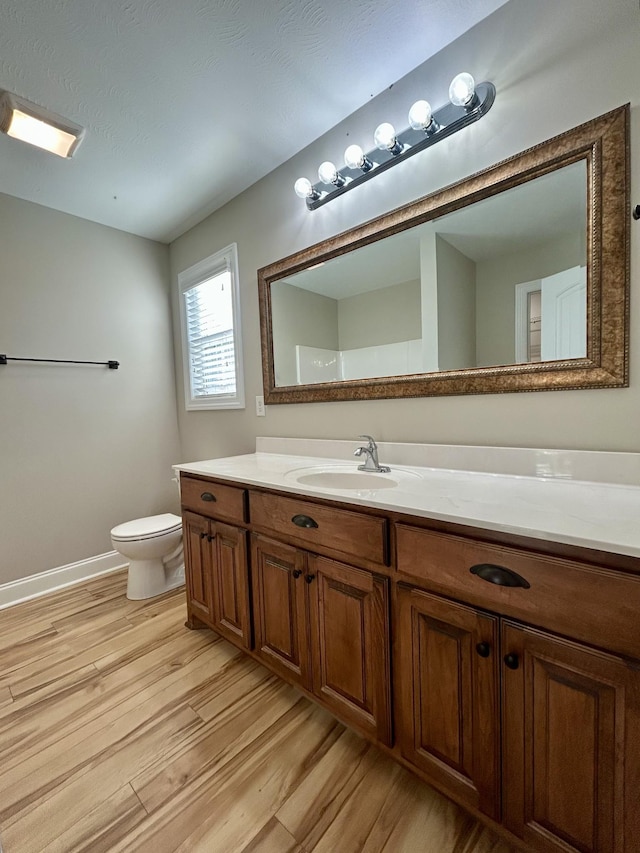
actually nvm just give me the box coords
[255,395,266,416]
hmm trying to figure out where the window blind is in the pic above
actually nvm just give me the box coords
[184,271,237,398]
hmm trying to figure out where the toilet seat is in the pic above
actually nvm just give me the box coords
[111,513,182,542]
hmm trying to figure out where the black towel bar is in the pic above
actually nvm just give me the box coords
[0,355,119,369]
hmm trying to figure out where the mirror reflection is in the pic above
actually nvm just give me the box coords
[271,162,586,387]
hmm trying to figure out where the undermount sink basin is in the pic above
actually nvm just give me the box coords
[284,465,421,492]
[297,471,399,490]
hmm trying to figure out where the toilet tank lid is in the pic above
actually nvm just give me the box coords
[111,513,182,540]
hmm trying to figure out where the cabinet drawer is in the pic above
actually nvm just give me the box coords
[250,491,388,566]
[180,475,247,523]
[396,523,640,660]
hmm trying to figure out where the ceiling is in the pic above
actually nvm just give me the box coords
[0,0,509,243]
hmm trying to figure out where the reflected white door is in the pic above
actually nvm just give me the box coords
[540,265,586,360]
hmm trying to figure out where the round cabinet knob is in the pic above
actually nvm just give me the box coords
[476,642,491,658]
[199,532,206,539]
[207,533,215,542]
[305,574,316,584]
[504,653,520,670]
[292,569,302,579]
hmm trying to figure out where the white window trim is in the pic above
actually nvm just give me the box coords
[178,243,245,411]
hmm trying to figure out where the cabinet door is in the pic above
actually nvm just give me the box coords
[502,622,640,853]
[183,511,214,627]
[251,534,310,689]
[210,522,251,649]
[307,555,392,745]
[396,586,500,820]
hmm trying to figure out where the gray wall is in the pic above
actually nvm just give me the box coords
[0,194,181,585]
[169,0,640,458]
[271,281,339,386]
[476,232,585,367]
[271,278,420,384]
[435,237,476,371]
[338,280,421,350]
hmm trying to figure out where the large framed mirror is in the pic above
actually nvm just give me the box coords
[258,106,629,404]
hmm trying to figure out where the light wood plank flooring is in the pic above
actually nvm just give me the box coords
[0,572,517,853]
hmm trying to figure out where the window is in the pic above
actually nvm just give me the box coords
[178,244,245,410]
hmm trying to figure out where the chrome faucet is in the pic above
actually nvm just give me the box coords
[354,435,390,473]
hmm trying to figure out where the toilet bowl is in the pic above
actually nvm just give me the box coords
[111,513,184,601]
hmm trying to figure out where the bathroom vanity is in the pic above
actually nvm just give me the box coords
[174,439,640,853]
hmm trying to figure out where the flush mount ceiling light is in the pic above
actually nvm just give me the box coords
[294,72,495,210]
[0,90,85,158]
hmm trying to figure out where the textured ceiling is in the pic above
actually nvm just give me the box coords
[0,0,509,242]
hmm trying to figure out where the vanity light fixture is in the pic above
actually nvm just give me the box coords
[0,90,85,158]
[294,72,495,210]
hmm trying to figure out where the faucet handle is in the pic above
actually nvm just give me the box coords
[358,434,376,446]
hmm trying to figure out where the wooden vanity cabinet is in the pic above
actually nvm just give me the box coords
[395,522,640,853]
[251,533,392,745]
[395,586,501,820]
[183,510,214,626]
[181,475,251,649]
[307,552,391,745]
[501,622,640,853]
[249,489,388,568]
[180,470,640,852]
[250,534,310,686]
[183,510,251,648]
[209,520,251,649]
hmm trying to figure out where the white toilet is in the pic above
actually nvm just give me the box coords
[111,512,185,600]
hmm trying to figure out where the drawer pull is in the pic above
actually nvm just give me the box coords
[292,569,302,579]
[470,563,530,589]
[200,492,217,502]
[504,653,520,670]
[291,514,318,529]
[476,642,491,658]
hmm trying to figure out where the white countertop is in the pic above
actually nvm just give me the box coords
[174,439,640,560]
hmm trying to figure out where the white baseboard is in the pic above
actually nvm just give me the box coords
[0,551,128,611]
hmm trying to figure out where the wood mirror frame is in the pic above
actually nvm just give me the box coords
[258,105,629,404]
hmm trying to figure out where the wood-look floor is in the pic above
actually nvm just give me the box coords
[0,572,517,853]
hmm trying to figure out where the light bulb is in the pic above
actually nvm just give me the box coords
[294,177,314,199]
[344,144,364,169]
[449,72,476,108]
[318,160,346,188]
[318,161,339,184]
[408,100,433,131]
[374,122,397,151]
[344,143,372,172]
